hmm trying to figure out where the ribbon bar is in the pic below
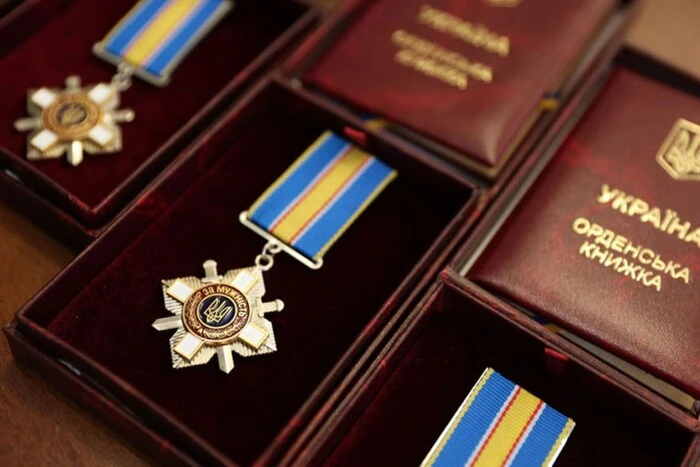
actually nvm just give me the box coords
[423,368,575,467]
[94,0,233,86]
[242,132,397,269]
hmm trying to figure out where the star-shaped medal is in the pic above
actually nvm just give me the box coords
[14,75,134,166]
[153,260,283,374]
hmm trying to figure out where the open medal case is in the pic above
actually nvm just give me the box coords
[297,274,700,466]
[0,0,316,247]
[6,0,700,465]
[279,50,700,466]
[5,75,479,464]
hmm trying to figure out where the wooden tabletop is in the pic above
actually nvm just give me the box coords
[626,0,700,81]
[0,201,149,466]
[0,1,697,465]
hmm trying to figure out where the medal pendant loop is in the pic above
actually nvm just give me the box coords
[111,63,135,92]
[255,242,282,272]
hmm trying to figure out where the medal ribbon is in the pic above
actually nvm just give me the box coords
[423,368,575,467]
[97,0,232,85]
[246,132,397,264]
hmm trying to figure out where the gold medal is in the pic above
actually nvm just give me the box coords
[152,132,397,373]
[154,260,283,374]
[14,74,134,166]
[13,0,233,166]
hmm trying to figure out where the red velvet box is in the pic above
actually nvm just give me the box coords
[0,0,316,247]
[4,76,479,465]
[287,272,700,466]
[411,52,700,464]
[0,0,19,18]
[242,51,700,466]
[467,66,700,399]
[282,0,640,181]
[454,50,700,396]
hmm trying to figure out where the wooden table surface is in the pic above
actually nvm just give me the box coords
[0,1,697,465]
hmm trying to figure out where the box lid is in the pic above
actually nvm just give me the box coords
[469,68,700,398]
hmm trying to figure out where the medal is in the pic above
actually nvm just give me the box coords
[152,132,398,373]
[13,0,232,166]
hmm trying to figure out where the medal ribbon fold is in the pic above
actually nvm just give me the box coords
[423,368,575,467]
[97,0,232,85]
[247,132,397,264]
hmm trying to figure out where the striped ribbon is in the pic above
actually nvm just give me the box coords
[423,368,575,467]
[96,0,232,85]
[246,132,396,264]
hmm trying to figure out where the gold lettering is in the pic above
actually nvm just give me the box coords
[597,186,698,249]
[595,230,615,249]
[611,193,635,214]
[579,241,595,258]
[667,217,691,240]
[661,209,676,231]
[664,261,680,277]
[573,218,690,291]
[618,260,640,280]
[652,256,666,272]
[627,198,649,217]
[597,184,619,204]
[684,228,700,247]
[392,29,493,88]
[417,5,510,57]
[638,249,654,265]
[648,275,663,292]
[677,268,691,284]
[588,223,604,239]
[623,241,641,259]
[639,207,662,229]
[610,235,627,253]
[590,246,608,263]
[572,218,590,235]
[603,254,623,269]
[395,50,468,89]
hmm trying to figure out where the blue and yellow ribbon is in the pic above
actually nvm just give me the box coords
[97,0,231,84]
[247,132,397,263]
[423,368,575,467]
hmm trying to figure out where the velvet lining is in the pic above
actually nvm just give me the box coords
[324,284,693,466]
[0,0,304,222]
[44,104,465,464]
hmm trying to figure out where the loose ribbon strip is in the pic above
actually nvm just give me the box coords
[423,368,575,467]
[96,0,232,85]
[246,131,397,265]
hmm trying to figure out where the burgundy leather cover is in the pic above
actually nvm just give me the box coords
[304,0,615,169]
[470,68,700,398]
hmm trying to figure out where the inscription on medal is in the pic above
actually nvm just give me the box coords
[14,75,134,166]
[42,93,102,139]
[183,284,250,343]
[155,261,284,373]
